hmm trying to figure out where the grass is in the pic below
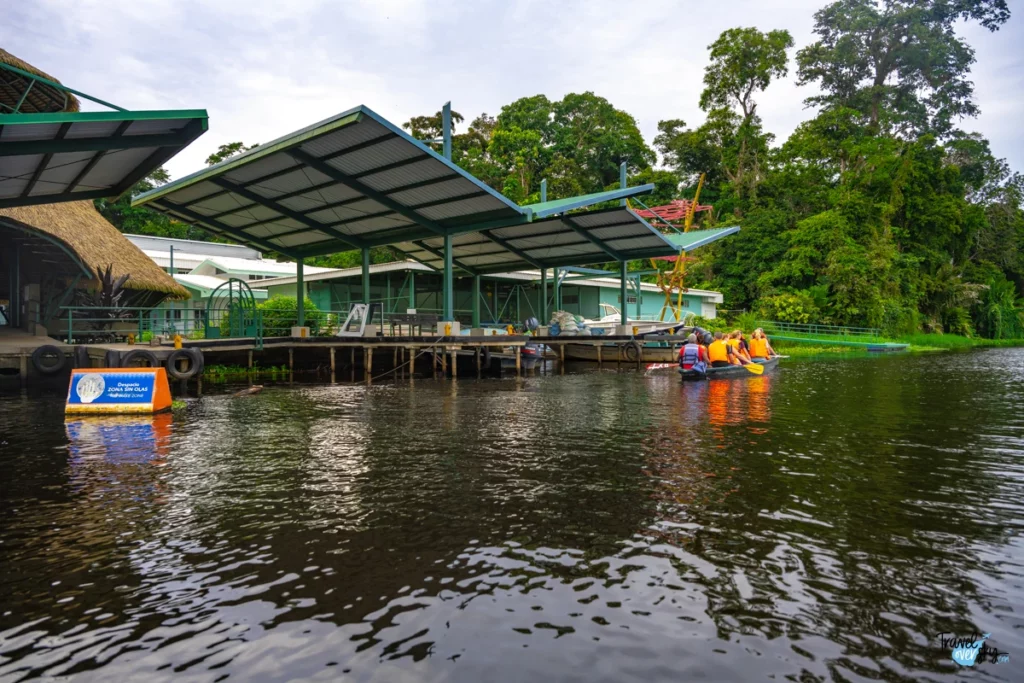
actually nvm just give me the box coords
[171,399,187,411]
[765,327,1024,353]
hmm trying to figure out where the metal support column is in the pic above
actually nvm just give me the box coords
[442,101,452,160]
[408,271,416,310]
[443,234,453,321]
[620,162,627,205]
[540,267,547,324]
[361,248,370,304]
[554,269,561,311]
[620,262,628,326]
[472,275,481,328]
[169,245,175,331]
[540,178,547,203]
[634,275,642,319]
[296,259,305,327]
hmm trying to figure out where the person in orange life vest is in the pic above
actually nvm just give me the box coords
[678,333,708,371]
[748,328,775,360]
[725,330,752,364]
[707,332,737,368]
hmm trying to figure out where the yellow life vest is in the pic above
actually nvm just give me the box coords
[749,337,768,357]
[708,340,730,363]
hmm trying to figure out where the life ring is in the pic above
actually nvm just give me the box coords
[623,341,642,363]
[120,349,159,368]
[73,345,91,369]
[165,348,203,380]
[31,345,67,375]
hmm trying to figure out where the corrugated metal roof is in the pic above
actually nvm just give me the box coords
[0,109,207,208]
[395,206,681,275]
[133,105,530,259]
[665,226,741,251]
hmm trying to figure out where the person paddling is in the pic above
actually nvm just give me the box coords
[707,332,738,367]
[678,333,708,376]
[749,328,775,360]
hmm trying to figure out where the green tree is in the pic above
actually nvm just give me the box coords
[797,0,1011,137]
[205,141,258,166]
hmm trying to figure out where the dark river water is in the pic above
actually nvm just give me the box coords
[2,350,1023,682]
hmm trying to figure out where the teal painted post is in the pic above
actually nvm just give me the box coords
[408,271,416,310]
[619,161,627,206]
[442,101,452,160]
[634,275,641,319]
[620,262,628,326]
[361,248,370,304]
[472,275,481,328]
[540,178,547,203]
[168,245,175,332]
[540,267,547,324]
[553,269,561,311]
[443,234,453,321]
[296,259,305,327]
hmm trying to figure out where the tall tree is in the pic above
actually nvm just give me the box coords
[205,141,258,166]
[797,0,1011,137]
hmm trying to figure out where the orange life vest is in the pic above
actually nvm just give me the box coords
[708,340,730,363]
[726,338,740,349]
[749,337,769,358]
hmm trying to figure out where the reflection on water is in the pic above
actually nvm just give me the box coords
[2,350,1024,681]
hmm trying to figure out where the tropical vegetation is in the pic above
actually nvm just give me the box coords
[104,0,1022,339]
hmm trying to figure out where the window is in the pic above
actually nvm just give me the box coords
[618,295,640,305]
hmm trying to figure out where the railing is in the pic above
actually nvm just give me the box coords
[757,320,883,339]
[59,306,259,345]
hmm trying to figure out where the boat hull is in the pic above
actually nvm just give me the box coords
[679,357,780,381]
[561,343,679,363]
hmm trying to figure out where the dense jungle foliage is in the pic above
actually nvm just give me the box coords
[105,0,1022,338]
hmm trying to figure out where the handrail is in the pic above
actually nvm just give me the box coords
[757,320,881,338]
[0,61,126,113]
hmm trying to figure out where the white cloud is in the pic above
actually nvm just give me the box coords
[6,0,1022,179]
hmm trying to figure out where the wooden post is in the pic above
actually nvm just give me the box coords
[330,347,336,383]
[475,347,481,378]
[248,349,253,373]
[515,346,521,377]
[617,343,621,369]
[441,348,447,377]
[365,347,372,384]
[450,348,457,380]
[636,344,642,371]
[19,352,27,388]
[597,344,602,367]
[559,343,565,375]
[288,347,294,371]
[393,346,398,370]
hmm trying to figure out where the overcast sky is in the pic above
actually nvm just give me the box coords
[8,0,1023,182]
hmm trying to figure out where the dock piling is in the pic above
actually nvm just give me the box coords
[330,347,336,383]
[515,347,521,377]
[450,348,457,380]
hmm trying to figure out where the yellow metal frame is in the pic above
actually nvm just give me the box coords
[652,174,704,321]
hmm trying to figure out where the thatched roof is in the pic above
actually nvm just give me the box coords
[0,48,80,113]
[0,202,189,298]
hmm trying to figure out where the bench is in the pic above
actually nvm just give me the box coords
[389,313,440,336]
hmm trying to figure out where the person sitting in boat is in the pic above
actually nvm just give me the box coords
[736,331,753,360]
[707,332,740,367]
[726,331,753,364]
[678,333,708,374]
[748,328,776,360]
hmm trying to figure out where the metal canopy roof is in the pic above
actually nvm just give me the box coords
[132,105,659,260]
[395,206,682,275]
[0,110,208,208]
[665,226,741,251]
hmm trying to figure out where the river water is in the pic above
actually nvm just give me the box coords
[1,350,1023,682]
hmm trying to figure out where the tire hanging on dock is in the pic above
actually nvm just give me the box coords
[31,345,67,375]
[165,348,204,381]
[120,349,159,368]
[73,345,90,369]
[623,341,643,363]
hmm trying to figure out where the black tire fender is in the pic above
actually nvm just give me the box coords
[120,349,159,368]
[31,345,67,375]
[73,345,91,369]
[165,348,203,380]
[623,341,642,363]
[481,346,492,366]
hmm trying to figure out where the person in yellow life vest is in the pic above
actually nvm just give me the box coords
[707,332,736,368]
[725,330,752,364]
[749,328,775,360]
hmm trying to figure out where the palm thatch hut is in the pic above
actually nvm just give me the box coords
[0,47,80,114]
[0,201,189,334]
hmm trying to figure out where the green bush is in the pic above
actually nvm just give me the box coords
[258,296,326,335]
[755,291,821,324]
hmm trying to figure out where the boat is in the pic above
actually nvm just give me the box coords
[561,341,681,363]
[679,357,780,381]
[579,304,691,335]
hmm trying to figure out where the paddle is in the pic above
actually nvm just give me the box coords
[741,362,764,375]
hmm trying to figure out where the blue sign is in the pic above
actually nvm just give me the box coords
[68,372,156,405]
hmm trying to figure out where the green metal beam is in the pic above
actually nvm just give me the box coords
[63,120,131,193]
[208,176,366,250]
[21,122,71,197]
[443,234,454,321]
[157,199,301,258]
[620,263,628,326]
[361,249,370,304]
[296,259,305,327]
[287,148,448,236]
[0,130,195,157]
[560,216,625,261]
[0,61,127,112]
[472,275,481,327]
[478,229,544,269]
[0,188,111,209]
[412,240,478,276]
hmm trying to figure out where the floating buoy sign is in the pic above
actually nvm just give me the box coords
[66,368,172,415]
